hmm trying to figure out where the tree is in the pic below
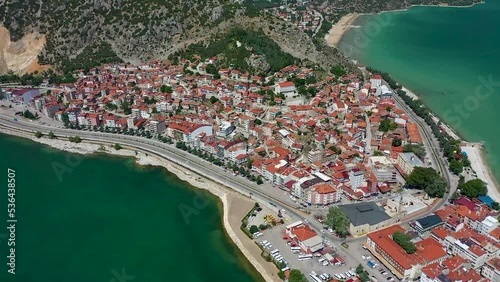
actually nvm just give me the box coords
[160,85,172,93]
[325,207,350,237]
[23,110,36,120]
[205,64,218,75]
[405,167,447,198]
[450,191,460,202]
[460,179,487,198]
[61,113,70,126]
[330,65,346,77]
[379,118,397,132]
[359,271,370,282]
[69,136,82,143]
[425,177,447,198]
[355,264,364,275]
[449,159,464,175]
[373,150,385,156]
[288,269,308,282]
[209,96,219,104]
[491,202,499,210]
[34,131,43,138]
[249,225,259,234]
[392,231,416,254]
[403,144,426,158]
[254,119,262,125]
[114,144,122,150]
[48,131,56,139]
[278,270,286,280]
[247,158,254,169]
[392,138,402,147]
[256,177,263,185]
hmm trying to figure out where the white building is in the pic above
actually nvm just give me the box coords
[183,125,213,144]
[349,169,364,189]
[478,216,499,235]
[369,156,397,183]
[482,258,500,282]
[397,152,425,176]
[370,74,382,89]
[275,81,296,96]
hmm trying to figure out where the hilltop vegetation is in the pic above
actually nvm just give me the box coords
[171,28,299,75]
[0,0,240,67]
[0,0,481,75]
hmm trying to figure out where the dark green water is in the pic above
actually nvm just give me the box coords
[0,134,262,282]
[339,1,500,181]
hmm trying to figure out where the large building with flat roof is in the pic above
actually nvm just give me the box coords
[366,225,448,280]
[412,214,444,234]
[397,152,425,176]
[339,202,396,236]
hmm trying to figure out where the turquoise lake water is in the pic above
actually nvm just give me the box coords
[339,0,500,182]
[0,133,263,282]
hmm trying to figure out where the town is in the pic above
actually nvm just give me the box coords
[0,57,499,282]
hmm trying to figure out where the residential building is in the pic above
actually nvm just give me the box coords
[8,89,40,105]
[397,152,424,176]
[349,169,365,190]
[369,156,397,183]
[481,257,500,282]
[306,183,340,205]
[275,81,296,97]
[477,216,499,235]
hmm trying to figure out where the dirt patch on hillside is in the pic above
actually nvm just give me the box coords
[0,25,51,75]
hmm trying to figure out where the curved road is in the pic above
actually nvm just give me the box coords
[0,113,393,281]
[1,110,450,282]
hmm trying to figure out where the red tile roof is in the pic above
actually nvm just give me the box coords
[291,225,317,242]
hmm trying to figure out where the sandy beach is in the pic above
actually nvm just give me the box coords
[0,126,280,282]
[325,13,360,47]
[461,143,500,202]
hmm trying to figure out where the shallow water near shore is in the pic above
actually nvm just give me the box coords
[340,0,500,183]
[0,133,262,282]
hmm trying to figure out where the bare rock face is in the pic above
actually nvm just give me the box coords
[0,25,51,74]
[0,0,237,68]
[246,54,271,74]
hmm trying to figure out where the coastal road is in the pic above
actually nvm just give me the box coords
[388,82,458,215]
[0,114,389,281]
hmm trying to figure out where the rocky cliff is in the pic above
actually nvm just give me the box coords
[0,25,50,74]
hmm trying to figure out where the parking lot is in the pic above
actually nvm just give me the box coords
[254,225,360,282]
[348,240,400,282]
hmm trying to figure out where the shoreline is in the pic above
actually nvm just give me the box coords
[395,84,500,202]
[324,1,485,48]
[338,0,499,202]
[325,13,360,47]
[376,2,484,14]
[461,142,500,202]
[328,2,484,48]
[0,127,280,282]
